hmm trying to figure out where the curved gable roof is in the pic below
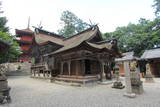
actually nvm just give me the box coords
[34,33,64,46]
[50,26,100,54]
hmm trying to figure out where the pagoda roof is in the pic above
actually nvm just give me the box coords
[16,28,34,36]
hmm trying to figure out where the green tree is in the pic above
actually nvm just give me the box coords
[58,10,90,37]
[153,0,160,17]
[0,31,21,63]
[0,1,21,63]
[104,18,160,57]
[0,17,9,32]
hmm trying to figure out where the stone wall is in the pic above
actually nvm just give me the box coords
[0,62,31,76]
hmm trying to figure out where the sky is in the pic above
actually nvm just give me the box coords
[1,0,156,34]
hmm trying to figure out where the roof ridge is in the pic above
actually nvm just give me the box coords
[64,25,98,40]
[35,28,65,39]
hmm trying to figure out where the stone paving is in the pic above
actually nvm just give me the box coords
[2,76,160,107]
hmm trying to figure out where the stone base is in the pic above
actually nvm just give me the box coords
[101,78,106,82]
[123,93,136,98]
[0,81,8,89]
[99,81,113,85]
[0,87,11,104]
[112,81,125,89]
[145,78,154,83]
[145,73,154,83]
[132,85,143,94]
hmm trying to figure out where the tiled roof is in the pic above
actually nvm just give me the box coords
[115,52,139,62]
[141,48,160,59]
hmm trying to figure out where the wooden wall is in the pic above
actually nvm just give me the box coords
[90,60,101,74]
[70,60,82,75]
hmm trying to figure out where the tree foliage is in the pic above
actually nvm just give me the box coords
[58,10,90,37]
[104,18,160,57]
[0,31,21,63]
[153,0,160,17]
[0,2,21,63]
[0,17,9,32]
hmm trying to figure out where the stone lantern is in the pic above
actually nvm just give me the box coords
[0,73,11,104]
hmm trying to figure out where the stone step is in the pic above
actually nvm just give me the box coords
[54,76,99,86]
[58,75,99,79]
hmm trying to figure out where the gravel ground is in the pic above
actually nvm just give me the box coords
[2,76,160,107]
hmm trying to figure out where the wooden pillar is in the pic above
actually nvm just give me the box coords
[68,61,71,75]
[100,60,106,82]
[60,62,64,75]
[47,71,49,77]
[102,62,105,81]
[43,70,45,77]
[81,60,85,76]
[107,61,112,79]
[38,68,40,77]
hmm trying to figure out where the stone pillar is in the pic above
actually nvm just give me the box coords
[124,61,132,93]
[123,61,136,98]
[136,64,140,73]
[30,69,32,76]
[68,61,71,75]
[33,70,36,77]
[135,63,141,79]
[60,62,64,75]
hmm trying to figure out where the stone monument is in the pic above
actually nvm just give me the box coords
[123,61,136,98]
[123,61,144,98]
[145,63,154,83]
[130,72,143,94]
[130,61,143,94]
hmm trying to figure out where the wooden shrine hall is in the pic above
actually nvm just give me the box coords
[30,26,121,85]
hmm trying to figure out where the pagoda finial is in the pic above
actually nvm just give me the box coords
[27,16,30,29]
